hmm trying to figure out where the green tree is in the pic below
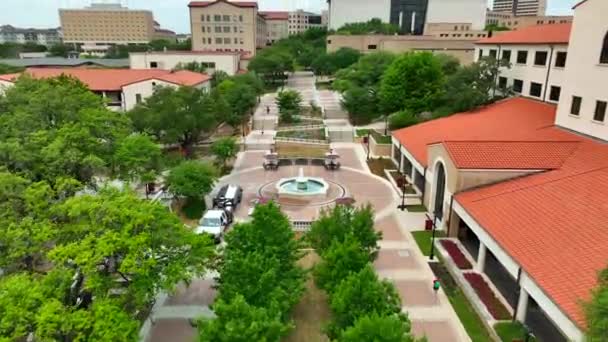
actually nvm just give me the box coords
[0,63,24,74]
[307,204,380,257]
[211,70,230,88]
[585,266,608,341]
[379,52,445,114]
[113,133,162,186]
[337,18,400,35]
[211,137,239,172]
[333,51,396,92]
[232,72,265,96]
[218,79,257,132]
[331,48,362,71]
[339,313,418,342]
[173,61,207,73]
[341,86,379,125]
[276,89,303,123]
[311,53,335,76]
[166,160,217,203]
[435,54,461,76]
[248,49,294,84]
[328,265,405,339]
[48,43,73,58]
[389,110,419,130]
[128,85,217,156]
[198,295,289,342]
[313,236,370,292]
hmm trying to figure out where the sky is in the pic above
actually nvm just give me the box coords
[0,0,579,34]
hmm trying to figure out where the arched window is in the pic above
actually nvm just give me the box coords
[600,31,608,64]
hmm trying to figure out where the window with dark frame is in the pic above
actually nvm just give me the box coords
[549,86,561,102]
[601,32,608,64]
[534,51,548,66]
[498,76,507,89]
[150,62,158,68]
[516,50,528,64]
[555,52,567,68]
[489,49,497,58]
[529,82,542,97]
[502,50,511,62]
[478,49,483,60]
[368,44,377,50]
[571,96,582,115]
[594,100,607,122]
[513,79,523,93]
[136,94,142,104]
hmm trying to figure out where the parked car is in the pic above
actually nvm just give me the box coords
[196,210,229,242]
[213,184,243,209]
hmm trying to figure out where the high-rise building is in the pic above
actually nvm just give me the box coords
[492,0,547,16]
[59,3,157,45]
[288,10,325,35]
[189,0,265,55]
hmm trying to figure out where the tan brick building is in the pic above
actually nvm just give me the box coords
[59,3,156,45]
[486,11,573,31]
[259,11,288,45]
[189,0,265,55]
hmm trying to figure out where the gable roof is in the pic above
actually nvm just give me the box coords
[188,0,258,8]
[477,23,572,45]
[259,11,289,20]
[0,68,210,91]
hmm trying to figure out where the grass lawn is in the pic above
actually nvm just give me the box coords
[356,129,391,144]
[285,252,331,342]
[412,231,434,256]
[367,157,397,179]
[495,322,536,342]
[276,143,329,159]
[277,129,326,141]
[429,261,493,342]
[405,204,428,212]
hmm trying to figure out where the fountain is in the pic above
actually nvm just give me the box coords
[277,168,329,199]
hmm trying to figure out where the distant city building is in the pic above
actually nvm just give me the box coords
[189,0,265,56]
[153,20,177,41]
[486,11,572,30]
[176,34,192,43]
[0,25,61,46]
[492,0,547,16]
[259,11,289,44]
[288,10,324,35]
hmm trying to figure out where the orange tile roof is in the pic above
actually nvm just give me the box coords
[456,138,608,327]
[259,11,289,20]
[0,68,210,91]
[392,97,571,167]
[188,0,257,8]
[442,141,580,169]
[477,23,572,45]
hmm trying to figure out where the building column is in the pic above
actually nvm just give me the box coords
[476,243,487,272]
[516,288,530,323]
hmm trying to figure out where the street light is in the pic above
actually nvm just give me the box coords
[428,211,439,260]
[397,177,407,211]
[366,132,371,161]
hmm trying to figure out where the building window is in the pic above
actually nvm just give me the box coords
[214,26,222,33]
[239,15,243,22]
[534,51,548,66]
[549,86,561,102]
[489,49,497,58]
[223,15,230,22]
[208,38,212,44]
[207,15,211,21]
[215,37,222,44]
[224,37,230,44]
[368,44,377,50]
[214,15,221,21]
[223,26,230,33]
[571,96,582,115]
[601,32,608,64]
[513,79,523,93]
[136,94,142,104]
[202,26,205,33]
[478,49,483,60]
[555,51,567,68]
[594,100,607,122]
[498,76,507,89]
[529,82,542,97]
[201,15,205,22]
[516,50,528,64]
[502,50,511,62]
[150,61,158,68]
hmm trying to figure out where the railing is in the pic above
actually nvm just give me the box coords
[276,124,325,132]
[292,220,313,232]
[274,136,329,145]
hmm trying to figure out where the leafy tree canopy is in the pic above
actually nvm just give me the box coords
[276,89,303,122]
[339,313,418,342]
[211,137,239,171]
[313,236,370,292]
[166,160,218,201]
[336,18,400,35]
[585,266,608,341]
[113,133,162,184]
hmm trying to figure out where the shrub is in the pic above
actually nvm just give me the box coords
[389,110,419,130]
[440,240,472,270]
[464,272,511,320]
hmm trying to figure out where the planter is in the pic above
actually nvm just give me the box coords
[440,240,473,270]
[464,272,512,320]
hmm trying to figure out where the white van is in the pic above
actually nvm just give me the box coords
[196,210,229,242]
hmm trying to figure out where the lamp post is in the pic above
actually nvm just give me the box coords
[397,178,407,211]
[428,211,439,260]
[366,132,371,161]
[384,114,389,136]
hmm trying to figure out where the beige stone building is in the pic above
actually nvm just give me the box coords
[492,0,547,16]
[189,0,265,56]
[327,34,484,65]
[486,11,573,31]
[259,11,289,45]
[59,3,156,45]
[288,10,324,35]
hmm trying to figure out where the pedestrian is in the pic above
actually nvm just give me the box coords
[266,106,270,115]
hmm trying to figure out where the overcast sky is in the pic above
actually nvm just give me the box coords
[0,0,579,34]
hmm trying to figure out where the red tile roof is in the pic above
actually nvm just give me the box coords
[259,11,289,20]
[456,137,608,327]
[442,141,580,170]
[392,97,571,167]
[188,0,257,8]
[477,23,572,45]
[0,68,210,91]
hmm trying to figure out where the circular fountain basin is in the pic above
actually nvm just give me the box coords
[276,177,329,200]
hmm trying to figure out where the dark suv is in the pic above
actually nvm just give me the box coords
[213,184,243,210]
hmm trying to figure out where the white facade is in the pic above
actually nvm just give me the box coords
[475,43,568,104]
[328,0,390,30]
[555,0,608,141]
[129,52,240,75]
[426,0,487,30]
[121,79,210,111]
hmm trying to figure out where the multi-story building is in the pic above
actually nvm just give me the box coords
[189,0,264,56]
[59,3,157,47]
[176,34,192,44]
[129,50,244,75]
[475,23,571,104]
[388,1,608,341]
[0,68,210,111]
[486,11,572,30]
[288,10,324,35]
[492,0,547,16]
[259,11,289,44]
[0,25,61,46]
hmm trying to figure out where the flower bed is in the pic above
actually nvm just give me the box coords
[464,272,511,320]
[440,240,472,270]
